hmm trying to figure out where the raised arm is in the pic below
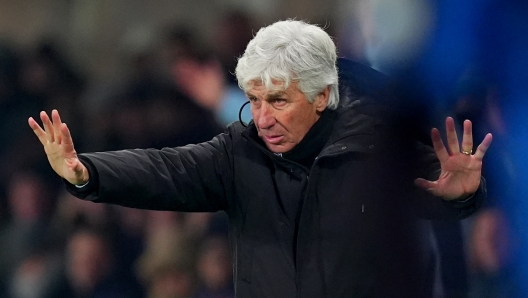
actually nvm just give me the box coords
[29,109,235,212]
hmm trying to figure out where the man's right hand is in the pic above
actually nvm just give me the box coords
[28,109,89,185]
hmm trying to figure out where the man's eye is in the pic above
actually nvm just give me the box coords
[248,96,258,102]
[273,98,286,104]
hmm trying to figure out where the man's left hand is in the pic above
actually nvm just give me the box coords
[414,117,493,201]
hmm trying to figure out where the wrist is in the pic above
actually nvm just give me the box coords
[78,163,90,184]
[70,161,90,185]
[454,192,475,202]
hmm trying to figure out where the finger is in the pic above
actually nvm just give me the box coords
[28,117,48,145]
[51,110,63,144]
[474,133,493,160]
[461,119,474,153]
[445,117,460,155]
[431,128,449,163]
[60,123,76,153]
[414,178,437,192]
[40,111,55,142]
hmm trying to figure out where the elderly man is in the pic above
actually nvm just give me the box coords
[29,20,492,298]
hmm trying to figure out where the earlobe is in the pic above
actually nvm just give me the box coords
[315,86,330,112]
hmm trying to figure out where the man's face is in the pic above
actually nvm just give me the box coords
[247,81,329,153]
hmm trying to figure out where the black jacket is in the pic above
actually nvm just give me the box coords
[67,59,485,298]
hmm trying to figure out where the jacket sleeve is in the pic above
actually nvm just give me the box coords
[411,140,486,220]
[64,131,234,212]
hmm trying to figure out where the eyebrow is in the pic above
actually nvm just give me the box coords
[245,91,286,99]
[268,92,286,99]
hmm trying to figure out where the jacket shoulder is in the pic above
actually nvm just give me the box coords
[337,58,392,107]
[224,121,248,137]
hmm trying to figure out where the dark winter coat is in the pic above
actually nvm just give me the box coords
[67,59,485,298]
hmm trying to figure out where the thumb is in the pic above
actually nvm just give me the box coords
[414,178,436,192]
[66,158,88,184]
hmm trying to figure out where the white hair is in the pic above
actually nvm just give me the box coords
[235,20,339,109]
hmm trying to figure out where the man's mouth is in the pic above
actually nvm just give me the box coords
[264,135,284,144]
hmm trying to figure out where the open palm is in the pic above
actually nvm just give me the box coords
[415,117,493,200]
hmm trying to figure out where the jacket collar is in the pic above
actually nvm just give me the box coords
[281,109,336,168]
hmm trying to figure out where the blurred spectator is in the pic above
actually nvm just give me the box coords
[49,190,114,242]
[182,212,229,241]
[211,10,257,86]
[136,218,198,298]
[107,82,223,150]
[96,40,224,150]
[194,236,234,298]
[165,25,250,126]
[45,228,134,298]
[48,193,147,296]
[8,249,62,298]
[0,171,53,293]
[18,41,84,115]
[467,208,517,298]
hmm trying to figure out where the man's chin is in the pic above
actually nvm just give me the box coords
[265,143,294,154]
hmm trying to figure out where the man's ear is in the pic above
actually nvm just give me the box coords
[314,86,331,112]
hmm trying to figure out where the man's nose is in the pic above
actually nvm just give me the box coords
[256,102,275,129]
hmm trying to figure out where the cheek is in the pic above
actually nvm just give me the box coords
[283,112,305,140]
[279,111,294,129]
[250,108,260,127]
[292,109,316,140]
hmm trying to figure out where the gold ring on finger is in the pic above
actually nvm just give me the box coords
[461,149,472,155]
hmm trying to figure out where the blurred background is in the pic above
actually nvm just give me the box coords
[0,0,527,297]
